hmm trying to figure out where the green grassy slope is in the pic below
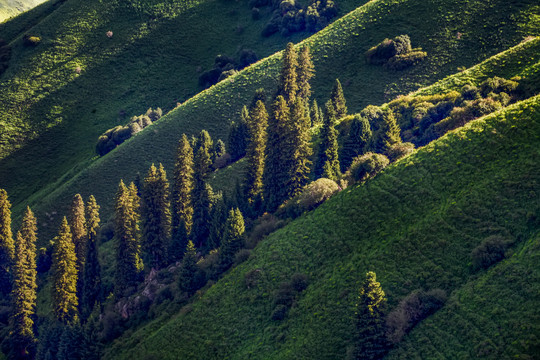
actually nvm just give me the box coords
[0,0,47,23]
[15,0,540,242]
[388,232,540,359]
[105,94,540,359]
[0,0,330,209]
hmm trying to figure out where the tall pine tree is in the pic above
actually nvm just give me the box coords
[227,106,249,161]
[177,241,201,295]
[286,98,312,199]
[51,217,78,324]
[0,189,14,297]
[341,115,372,172]
[114,180,143,296]
[10,207,37,359]
[244,100,268,207]
[81,195,101,322]
[171,134,194,262]
[278,42,298,105]
[315,101,340,180]
[192,130,214,250]
[218,208,245,272]
[373,110,401,153]
[310,100,322,126]
[141,163,171,269]
[353,271,388,360]
[297,45,314,104]
[330,79,347,120]
[264,96,291,212]
[68,194,86,312]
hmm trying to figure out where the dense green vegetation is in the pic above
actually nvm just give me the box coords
[105,94,540,359]
[2,0,539,243]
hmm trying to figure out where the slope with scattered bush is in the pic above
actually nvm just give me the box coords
[13,0,539,243]
[104,93,540,359]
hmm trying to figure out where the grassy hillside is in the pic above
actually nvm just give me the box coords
[0,0,47,23]
[10,0,539,242]
[104,94,540,359]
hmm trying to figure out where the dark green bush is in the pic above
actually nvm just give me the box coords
[479,76,519,97]
[346,152,389,183]
[278,178,340,219]
[234,249,251,266]
[385,50,427,70]
[271,304,289,321]
[366,35,425,70]
[290,273,308,292]
[461,84,480,100]
[386,289,447,344]
[246,214,284,248]
[0,39,11,76]
[471,235,512,270]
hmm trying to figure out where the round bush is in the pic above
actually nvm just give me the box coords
[271,305,289,321]
[280,178,339,218]
[347,152,390,183]
[386,142,414,162]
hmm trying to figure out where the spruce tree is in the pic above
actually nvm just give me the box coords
[330,79,347,120]
[0,189,14,297]
[141,163,171,269]
[177,241,201,295]
[214,139,226,160]
[250,88,267,111]
[68,194,86,311]
[373,110,401,153]
[315,101,340,180]
[10,215,37,359]
[264,95,291,212]
[341,115,372,172]
[353,271,388,360]
[192,130,214,250]
[171,134,194,262]
[310,100,322,126]
[244,100,268,207]
[51,217,78,324]
[286,98,312,199]
[207,196,228,252]
[114,180,143,296]
[218,208,245,272]
[278,42,298,105]
[297,45,314,104]
[228,106,249,161]
[81,195,101,322]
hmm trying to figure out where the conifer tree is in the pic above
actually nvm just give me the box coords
[214,139,226,160]
[244,100,268,207]
[264,96,291,212]
[51,217,78,324]
[171,134,194,262]
[330,79,347,120]
[353,271,388,360]
[0,189,14,296]
[68,194,86,310]
[286,98,312,199]
[228,107,249,161]
[297,46,314,104]
[81,195,101,321]
[219,208,245,272]
[114,180,143,296]
[141,163,171,269]
[192,130,214,250]
[341,115,372,172]
[279,42,298,105]
[373,110,401,153]
[310,100,322,126]
[250,88,267,111]
[315,101,340,180]
[207,196,228,252]
[10,216,37,359]
[177,241,201,295]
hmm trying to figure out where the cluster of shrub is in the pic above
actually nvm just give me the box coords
[0,39,11,78]
[270,273,309,321]
[198,49,258,88]
[252,0,338,37]
[23,34,42,47]
[365,34,427,70]
[389,76,521,146]
[95,108,162,156]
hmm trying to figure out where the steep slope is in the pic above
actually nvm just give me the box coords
[0,0,47,23]
[13,0,540,242]
[105,94,540,359]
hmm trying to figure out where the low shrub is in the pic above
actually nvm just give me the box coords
[471,235,512,270]
[23,35,41,46]
[278,178,340,219]
[234,249,251,266]
[245,268,262,289]
[247,214,285,248]
[386,289,447,344]
[386,142,414,162]
[271,304,289,321]
[0,39,11,76]
[346,152,389,183]
[385,50,427,70]
[290,273,309,292]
